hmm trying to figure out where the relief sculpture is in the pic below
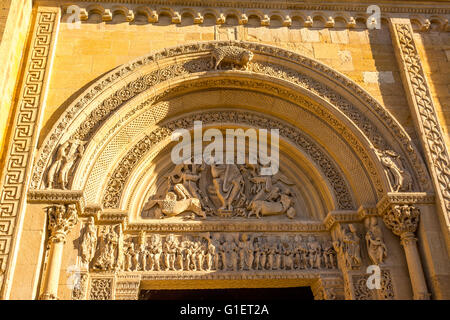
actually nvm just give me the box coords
[92,232,338,273]
[375,149,413,192]
[142,162,297,219]
[46,139,86,189]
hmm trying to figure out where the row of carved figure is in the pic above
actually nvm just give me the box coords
[79,218,387,273]
[80,222,339,272]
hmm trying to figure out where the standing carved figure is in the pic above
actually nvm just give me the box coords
[342,224,362,269]
[93,225,119,271]
[80,217,97,266]
[365,217,388,265]
[238,233,254,270]
[47,139,86,189]
[47,141,70,189]
[148,234,162,271]
[376,149,412,192]
[322,240,336,269]
[164,235,178,271]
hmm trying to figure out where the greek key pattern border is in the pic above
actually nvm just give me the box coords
[392,22,450,225]
[0,10,57,296]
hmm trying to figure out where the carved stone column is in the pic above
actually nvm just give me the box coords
[40,204,78,300]
[381,204,429,299]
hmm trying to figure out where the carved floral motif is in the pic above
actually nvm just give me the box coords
[382,204,420,236]
[46,204,78,243]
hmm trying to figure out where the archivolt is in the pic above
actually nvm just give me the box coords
[31,41,430,202]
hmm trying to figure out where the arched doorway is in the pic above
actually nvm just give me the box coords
[27,41,436,300]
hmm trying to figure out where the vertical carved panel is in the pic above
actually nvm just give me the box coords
[89,278,113,300]
[0,9,58,298]
[390,20,450,227]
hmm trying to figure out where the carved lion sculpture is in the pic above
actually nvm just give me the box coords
[144,191,206,219]
[247,194,295,219]
[211,45,254,70]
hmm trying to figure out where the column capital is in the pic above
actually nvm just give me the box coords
[382,204,420,237]
[46,203,78,243]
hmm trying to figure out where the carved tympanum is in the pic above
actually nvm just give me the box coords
[142,162,297,219]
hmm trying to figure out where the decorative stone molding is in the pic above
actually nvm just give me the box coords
[32,41,430,202]
[0,8,59,298]
[89,277,114,300]
[60,1,450,30]
[376,192,435,216]
[352,269,394,300]
[389,20,450,238]
[323,211,360,230]
[115,274,141,300]
[102,110,354,210]
[27,189,86,214]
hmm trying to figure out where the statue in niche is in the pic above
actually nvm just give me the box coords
[92,224,121,271]
[47,139,86,189]
[334,224,362,270]
[80,217,97,266]
[375,149,413,192]
[365,217,388,265]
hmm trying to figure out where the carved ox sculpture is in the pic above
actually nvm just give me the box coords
[247,194,296,219]
[211,45,254,70]
[144,191,206,219]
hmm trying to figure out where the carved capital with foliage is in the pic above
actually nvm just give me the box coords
[46,204,78,243]
[382,204,420,237]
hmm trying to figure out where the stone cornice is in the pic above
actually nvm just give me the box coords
[376,192,435,215]
[50,0,450,15]
[27,189,86,214]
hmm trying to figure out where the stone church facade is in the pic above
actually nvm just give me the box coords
[0,0,449,300]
